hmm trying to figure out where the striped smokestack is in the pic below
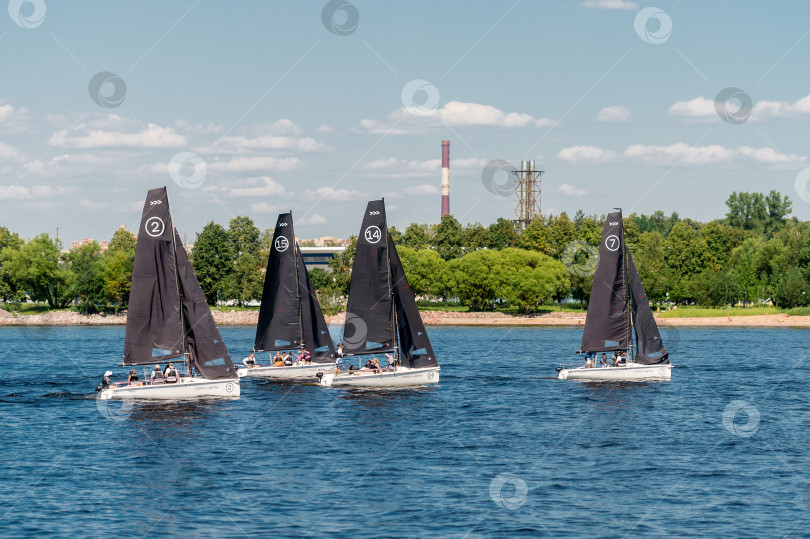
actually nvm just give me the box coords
[441,140,450,217]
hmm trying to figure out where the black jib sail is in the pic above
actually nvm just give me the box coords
[124,187,185,365]
[296,244,336,363]
[254,212,302,352]
[580,210,630,353]
[388,235,437,368]
[627,250,669,365]
[343,200,395,355]
[174,231,237,379]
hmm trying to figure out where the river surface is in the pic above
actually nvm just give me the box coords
[0,325,808,537]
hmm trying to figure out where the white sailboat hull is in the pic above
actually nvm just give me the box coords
[318,366,440,388]
[558,363,672,381]
[98,377,240,400]
[237,363,336,380]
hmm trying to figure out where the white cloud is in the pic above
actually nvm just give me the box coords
[361,101,555,134]
[250,202,286,214]
[596,105,630,123]
[559,142,806,168]
[0,141,20,161]
[317,125,335,134]
[79,199,112,210]
[50,118,187,149]
[668,97,716,121]
[220,177,286,197]
[0,101,31,133]
[558,183,586,197]
[0,184,73,200]
[557,145,619,164]
[670,93,810,122]
[207,156,304,173]
[212,133,325,153]
[582,0,638,9]
[306,186,367,201]
[363,156,488,178]
[298,214,327,225]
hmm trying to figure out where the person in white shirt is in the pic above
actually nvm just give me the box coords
[243,352,256,368]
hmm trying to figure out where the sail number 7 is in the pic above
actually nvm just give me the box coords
[604,234,620,252]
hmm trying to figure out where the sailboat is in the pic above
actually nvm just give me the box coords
[97,187,240,399]
[557,209,672,381]
[237,211,336,380]
[318,199,440,387]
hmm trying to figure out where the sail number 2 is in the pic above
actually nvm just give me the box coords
[145,217,165,238]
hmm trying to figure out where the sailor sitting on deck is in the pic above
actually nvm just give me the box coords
[151,365,164,383]
[128,369,139,383]
[97,371,113,391]
[243,352,256,368]
[385,353,397,371]
[298,348,311,364]
[273,352,285,367]
[585,354,592,369]
[164,363,179,383]
[600,353,609,367]
[283,352,294,366]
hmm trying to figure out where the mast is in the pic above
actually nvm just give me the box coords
[167,188,190,372]
[291,210,304,350]
[617,207,634,363]
[384,198,401,365]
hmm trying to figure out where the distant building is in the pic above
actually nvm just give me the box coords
[299,246,346,272]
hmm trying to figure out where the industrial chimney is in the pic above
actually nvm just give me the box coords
[441,140,450,217]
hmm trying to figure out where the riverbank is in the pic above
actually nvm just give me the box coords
[1,308,810,327]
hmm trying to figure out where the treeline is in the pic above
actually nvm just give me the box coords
[0,190,805,313]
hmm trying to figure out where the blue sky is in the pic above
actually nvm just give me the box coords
[2,0,810,244]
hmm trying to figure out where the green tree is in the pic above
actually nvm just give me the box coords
[773,268,807,308]
[443,250,503,310]
[400,224,430,251]
[3,234,73,308]
[65,241,105,313]
[107,227,136,254]
[463,222,489,252]
[397,247,446,298]
[388,226,402,245]
[496,248,570,313]
[546,213,576,258]
[102,249,133,314]
[192,222,233,305]
[487,218,518,250]
[517,218,551,255]
[228,216,260,258]
[431,214,464,261]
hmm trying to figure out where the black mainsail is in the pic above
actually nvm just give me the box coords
[343,199,437,368]
[254,212,301,351]
[124,187,185,365]
[254,212,335,363]
[124,187,237,380]
[627,251,669,364]
[343,200,395,355]
[580,210,629,353]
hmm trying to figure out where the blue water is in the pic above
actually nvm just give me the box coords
[0,324,808,537]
